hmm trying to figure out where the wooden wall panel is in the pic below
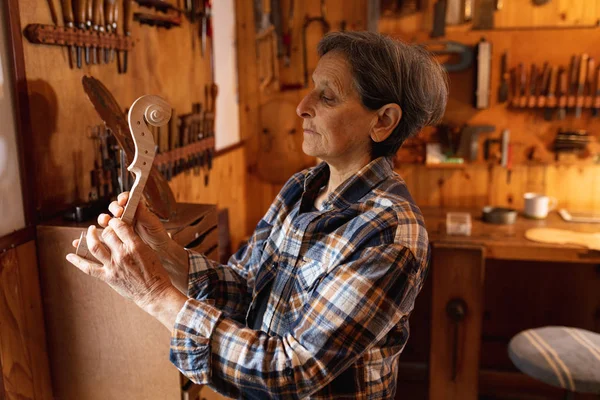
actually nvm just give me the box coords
[18,0,211,218]
[0,242,52,400]
[169,146,247,249]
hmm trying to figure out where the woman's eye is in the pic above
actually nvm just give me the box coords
[321,95,334,102]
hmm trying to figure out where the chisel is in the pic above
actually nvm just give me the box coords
[498,51,509,103]
[544,65,557,121]
[575,53,588,118]
[557,68,567,120]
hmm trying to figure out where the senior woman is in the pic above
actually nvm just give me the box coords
[67,31,447,399]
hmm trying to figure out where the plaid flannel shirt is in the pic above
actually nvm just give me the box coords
[170,156,430,399]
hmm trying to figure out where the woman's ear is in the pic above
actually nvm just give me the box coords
[370,104,402,143]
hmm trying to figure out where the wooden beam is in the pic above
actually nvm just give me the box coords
[3,0,37,226]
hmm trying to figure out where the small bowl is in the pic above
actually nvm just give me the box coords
[482,206,517,225]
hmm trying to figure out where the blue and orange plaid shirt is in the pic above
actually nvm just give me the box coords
[170,156,430,399]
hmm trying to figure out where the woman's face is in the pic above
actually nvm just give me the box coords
[296,52,376,166]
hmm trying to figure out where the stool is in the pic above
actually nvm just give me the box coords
[508,326,600,396]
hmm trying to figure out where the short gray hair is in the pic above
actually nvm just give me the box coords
[317,31,448,159]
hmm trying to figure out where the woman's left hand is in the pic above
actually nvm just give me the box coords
[66,218,174,311]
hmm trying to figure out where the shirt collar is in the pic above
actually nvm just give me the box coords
[301,156,396,212]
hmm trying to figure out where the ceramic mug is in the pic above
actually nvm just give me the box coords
[523,193,558,219]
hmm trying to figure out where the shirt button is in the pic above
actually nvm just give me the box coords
[284,367,293,377]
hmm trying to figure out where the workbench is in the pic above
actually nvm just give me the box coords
[423,207,600,399]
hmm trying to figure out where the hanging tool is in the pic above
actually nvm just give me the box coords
[585,57,595,110]
[120,0,133,73]
[575,53,589,118]
[557,67,568,120]
[475,38,492,109]
[73,0,86,68]
[593,67,600,117]
[538,62,550,107]
[458,124,496,161]
[91,0,101,64]
[568,55,579,113]
[110,0,118,62]
[544,65,558,121]
[498,51,509,103]
[134,12,182,28]
[367,0,379,32]
[47,0,60,25]
[256,0,280,91]
[519,62,527,108]
[302,0,330,87]
[60,0,76,67]
[473,0,495,29]
[431,0,446,38]
[283,0,295,66]
[104,0,117,63]
[85,0,93,64]
[527,64,537,108]
[421,41,473,72]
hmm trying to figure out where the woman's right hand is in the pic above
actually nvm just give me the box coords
[72,192,171,256]
[104,192,171,254]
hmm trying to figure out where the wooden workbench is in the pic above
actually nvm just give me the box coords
[423,208,600,399]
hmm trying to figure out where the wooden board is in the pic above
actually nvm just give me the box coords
[429,244,485,400]
[35,204,217,400]
[0,242,53,400]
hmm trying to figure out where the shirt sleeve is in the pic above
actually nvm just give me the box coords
[170,243,428,399]
[185,216,273,323]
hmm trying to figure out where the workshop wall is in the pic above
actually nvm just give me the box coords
[17,0,246,247]
[237,0,600,233]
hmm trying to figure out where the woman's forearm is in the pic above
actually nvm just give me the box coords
[160,240,190,294]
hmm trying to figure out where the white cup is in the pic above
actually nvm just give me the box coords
[523,193,558,219]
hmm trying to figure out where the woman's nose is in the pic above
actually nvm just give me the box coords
[296,93,315,118]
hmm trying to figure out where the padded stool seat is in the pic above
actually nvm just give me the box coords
[508,326,600,394]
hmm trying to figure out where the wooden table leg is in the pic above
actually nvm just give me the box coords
[429,244,485,400]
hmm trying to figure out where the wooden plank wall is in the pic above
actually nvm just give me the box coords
[0,242,52,400]
[18,0,247,247]
[235,0,368,232]
[237,0,600,234]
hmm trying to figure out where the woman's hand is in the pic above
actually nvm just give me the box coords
[72,192,172,260]
[66,220,187,327]
[71,191,190,294]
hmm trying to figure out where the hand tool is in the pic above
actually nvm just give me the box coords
[431,0,446,38]
[593,67,600,117]
[457,125,496,161]
[575,53,588,118]
[302,0,330,87]
[568,55,579,112]
[511,67,519,107]
[544,65,558,121]
[104,0,117,63]
[92,0,102,64]
[537,62,550,107]
[519,62,527,108]
[446,0,463,25]
[257,0,280,90]
[282,0,295,66]
[498,51,509,103]
[199,0,206,57]
[527,64,537,108]
[98,0,106,63]
[585,57,595,110]
[133,12,182,28]
[74,0,87,68]
[473,0,494,29]
[110,0,118,62]
[135,0,185,12]
[367,0,379,32]
[47,0,60,25]
[85,0,93,64]
[557,67,568,120]
[422,41,473,72]
[475,38,492,109]
[120,0,133,73]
